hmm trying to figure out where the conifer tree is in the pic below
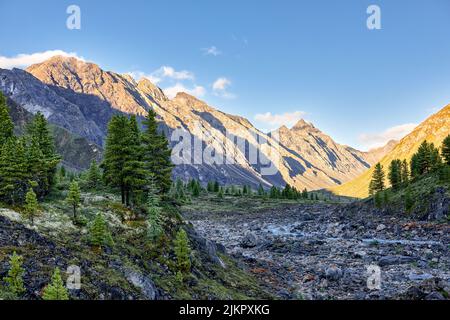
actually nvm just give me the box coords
[0,137,28,204]
[217,187,224,199]
[270,186,279,198]
[141,110,173,194]
[3,252,25,296]
[192,180,200,197]
[27,112,60,192]
[301,188,308,199]
[404,188,414,212]
[66,181,81,220]
[89,213,114,248]
[147,180,163,240]
[213,180,220,193]
[442,134,450,165]
[401,159,410,185]
[24,188,39,225]
[124,115,147,205]
[388,159,402,191]
[102,115,136,205]
[257,184,265,196]
[174,229,191,273]
[42,268,69,300]
[207,181,214,192]
[87,160,102,189]
[370,163,385,194]
[0,92,14,147]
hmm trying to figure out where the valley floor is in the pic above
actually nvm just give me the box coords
[183,198,450,300]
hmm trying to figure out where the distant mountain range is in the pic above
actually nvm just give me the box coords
[333,104,450,198]
[0,56,395,189]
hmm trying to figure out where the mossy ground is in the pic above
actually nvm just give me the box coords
[0,183,273,300]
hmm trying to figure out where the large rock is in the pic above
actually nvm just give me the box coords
[241,232,259,248]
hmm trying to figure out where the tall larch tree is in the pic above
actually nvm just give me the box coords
[0,92,14,147]
[141,110,173,194]
[442,134,450,165]
[370,163,385,194]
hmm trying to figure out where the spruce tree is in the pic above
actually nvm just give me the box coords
[24,188,39,225]
[370,163,385,194]
[0,92,14,147]
[87,160,102,189]
[89,213,114,248]
[174,229,191,273]
[192,180,200,197]
[3,252,25,296]
[442,134,450,165]
[42,268,69,300]
[102,115,136,206]
[401,159,409,185]
[257,184,265,196]
[124,115,146,205]
[26,112,60,193]
[0,137,28,204]
[213,180,220,193]
[66,181,81,220]
[147,179,163,240]
[388,159,402,191]
[141,110,173,194]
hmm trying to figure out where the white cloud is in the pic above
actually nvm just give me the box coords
[254,111,307,129]
[213,77,231,91]
[128,65,195,85]
[212,77,235,99]
[359,123,417,150]
[202,46,222,56]
[163,83,206,99]
[0,50,84,69]
[127,71,162,84]
[159,66,194,80]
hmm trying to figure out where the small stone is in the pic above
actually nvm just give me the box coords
[376,224,386,232]
[241,232,259,248]
[325,265,343,281]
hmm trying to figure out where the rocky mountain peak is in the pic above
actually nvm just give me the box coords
[291,119,315,131]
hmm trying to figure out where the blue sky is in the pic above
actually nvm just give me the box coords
[1,0,450,150]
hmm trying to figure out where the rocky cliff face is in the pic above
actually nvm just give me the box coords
[1,56,394,189]
[333,105,450,198]
[275,120,393,188]
[5,97,102,170]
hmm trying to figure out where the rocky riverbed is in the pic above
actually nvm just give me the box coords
[183,203,450,300]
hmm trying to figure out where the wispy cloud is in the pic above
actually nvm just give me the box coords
[359,123,417,150]
[128,65,195,84]
[0,50,84,69]
[163,83,206,99]
[254,111,307,129]
[202,46,221,56]
[212,77,235,99]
